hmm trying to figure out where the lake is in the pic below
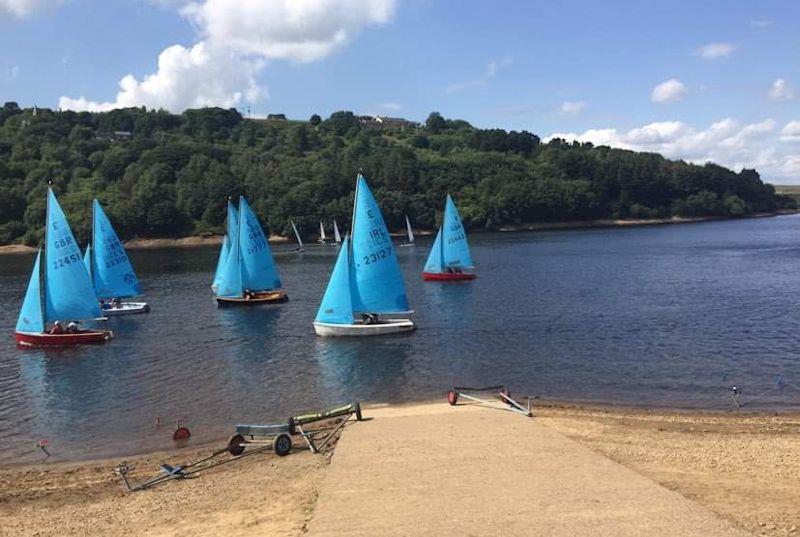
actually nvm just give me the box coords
[2,216,800,463]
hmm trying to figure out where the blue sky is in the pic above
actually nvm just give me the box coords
[1,0,799,181]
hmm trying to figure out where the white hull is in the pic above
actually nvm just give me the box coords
[101,302,150,316]
[313,319,415,337]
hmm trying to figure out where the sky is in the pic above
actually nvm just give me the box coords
[0,0,799,182]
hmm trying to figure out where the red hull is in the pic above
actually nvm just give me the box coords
[15,330,113,347]
[422,271,476,281]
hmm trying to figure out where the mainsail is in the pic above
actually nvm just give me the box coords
[423,227,444,273]
[349,175,410,315]
[238,197,281,292]
[405,215,415,244]
[89,200,141,299]
[333,219,342,244]
[290,221,304,249]
[442,194,473,268]
[43,188,102,322]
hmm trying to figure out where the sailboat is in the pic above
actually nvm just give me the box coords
[83,200,149,315]
[318,221,328,244]
[399,214,415,247]
[422,194,476,281]
[215,196,288,306]
[290,221,304,252]
[212,199,238,293]
[313,174,415,336]
[15,188,113,346]
[333,219,342,244]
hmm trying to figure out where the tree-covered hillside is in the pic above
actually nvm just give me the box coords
[0,102,793,246]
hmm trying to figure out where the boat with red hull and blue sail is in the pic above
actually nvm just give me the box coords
[422,194,476,281]
[15,188,112,347]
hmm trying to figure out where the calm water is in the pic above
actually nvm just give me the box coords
[2,216,800,463]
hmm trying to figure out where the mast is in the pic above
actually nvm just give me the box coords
[350,174,359,260]
[41,184,51,326]
[238,196,245,293]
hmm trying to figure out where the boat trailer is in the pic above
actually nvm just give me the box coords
[114,402,362,492]
[447,385,533,417]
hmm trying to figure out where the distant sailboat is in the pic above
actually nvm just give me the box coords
[215,196,288,306]
[313,174,415,336]
[333,219,342,244]
[84,200,149,315]
[212,199,238,292]
[290,221,304,252]
[15,188,112,347]
[422,194,476,281]
[399,214,415,247]
[318,221,328,244]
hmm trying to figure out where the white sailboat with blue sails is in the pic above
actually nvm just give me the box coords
[84,200,149,315]
[313,174,415,336]
[215,196,288,306]
[212,199,238,293]
[15,188,112,347]
[422,194,476,281]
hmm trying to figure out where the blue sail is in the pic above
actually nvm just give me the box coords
[215,209,243,298]
[44,189,102,322]
[238,197,282,291]
[442,194,474,268]
[212,234,230,291]
[349,175,410,314]
[423,227,444,273]
[83,244,92,279]
[91,200,142,299]
[315,236,353,324]
[16,250,45,333]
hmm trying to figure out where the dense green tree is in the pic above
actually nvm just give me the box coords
[0,106,792,246]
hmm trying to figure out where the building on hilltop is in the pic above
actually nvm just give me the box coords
[359,115,418,129]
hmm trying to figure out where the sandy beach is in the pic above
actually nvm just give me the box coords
[1,402,798,536]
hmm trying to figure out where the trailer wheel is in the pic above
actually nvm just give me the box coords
[354,401,363,421]
[447,390,458,405]
[227,434,246,456]
[273,433,292,456]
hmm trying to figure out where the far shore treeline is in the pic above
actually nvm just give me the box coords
[0,102,794,246]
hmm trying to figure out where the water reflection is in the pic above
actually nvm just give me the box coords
[314,336,413,402]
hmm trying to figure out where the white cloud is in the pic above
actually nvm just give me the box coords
[651,78,688,103]
[559,101,586,115]
[60,0,396,112]
[768,78,795,101]
[695,42,736,59]
[750,19,773,28]
[0,0,64,17]
[781,121,800,143]
[60,42,264,112]
[547,117,800,180]
[446,57,512,93]
[181,0,395,63]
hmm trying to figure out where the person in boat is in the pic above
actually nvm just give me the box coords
[100,299,111,310]
[67,321,79,334]
[445,267,454,274]
[454,267,463,274]
[361,313,379,325]
[50,320,64,334]
[243,289,252,300]
[110,297,121,309]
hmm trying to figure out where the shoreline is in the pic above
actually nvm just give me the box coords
[3,397,799,469]
[1,400,798,537]
[0,210,796,255]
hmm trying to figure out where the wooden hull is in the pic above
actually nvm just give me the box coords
[422,271,476,281]
[15,330,113,347]
[216,290,289,307]
[102,302,150,316]
[313,319,415,337]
